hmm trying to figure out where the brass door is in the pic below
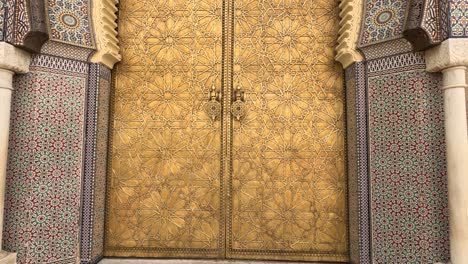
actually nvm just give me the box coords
[105,0,348,262]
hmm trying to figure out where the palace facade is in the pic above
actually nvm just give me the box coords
[0,0,467,263]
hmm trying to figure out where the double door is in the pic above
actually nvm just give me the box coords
[105,0,348,262]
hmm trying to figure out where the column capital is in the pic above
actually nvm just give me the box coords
[426,39,468,73]
[0,42,31,74]
[0,251,16,264]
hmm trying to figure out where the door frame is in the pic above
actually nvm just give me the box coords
[81,0,370,263]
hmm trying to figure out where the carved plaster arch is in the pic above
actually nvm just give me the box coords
[336,0,365,69]
[90,0,121,69]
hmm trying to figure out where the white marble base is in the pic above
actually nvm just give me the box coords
[0,251,16,264]
[99,259,319,264]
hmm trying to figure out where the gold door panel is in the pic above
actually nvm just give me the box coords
[106,0,348,262]
[105,0,224,258]
[228,0,348,262]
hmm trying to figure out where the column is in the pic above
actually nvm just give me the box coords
[426,39,468,264]
[0,42,30,264]
[442,66,468,264]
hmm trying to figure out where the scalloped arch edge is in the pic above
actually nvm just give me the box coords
[90,0,122,69]
[335,0,364,69]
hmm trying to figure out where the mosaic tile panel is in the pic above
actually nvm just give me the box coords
[345,62,371,264]
[41,40,94,62]
[80,64,111,264]
[46,0,95,47]
[360,38,413,60]
[346,65,359,264]
[4,0,30,45]
[80,63,99,264]
[440,0,450,39]
[404,0,442,50]
[448,0,468,37]
[422,0,442,42]
[368,53,450,263]
[0,0,5,40]
[360,0,409,46]
[3,0,12,40]
[3,54,89,264]
[90,66,111,264]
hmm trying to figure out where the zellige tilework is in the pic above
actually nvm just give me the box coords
[360,0,409,46]
[4,54,88,264]
[368,53,450,263]
[46,0,95,47]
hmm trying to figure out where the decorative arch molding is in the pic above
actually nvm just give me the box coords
[90,0,121,69]
[336,0,365,69]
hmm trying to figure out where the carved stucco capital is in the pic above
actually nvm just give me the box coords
[335,0,364,69]
[426,39,468,72]
[0,42,31,74]
[90,0,122,69]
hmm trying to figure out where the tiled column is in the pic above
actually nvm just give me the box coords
[427,39,468,264]
[0,42,30,264]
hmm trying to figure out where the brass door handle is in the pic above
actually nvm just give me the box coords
[231,85,246,121]
[206,85,222,121]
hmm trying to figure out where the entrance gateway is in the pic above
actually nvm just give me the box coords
[105,0,348,262]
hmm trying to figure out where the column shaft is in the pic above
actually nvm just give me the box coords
[442,66,468,264]
[0,42,30,264]
[0,69,14,252]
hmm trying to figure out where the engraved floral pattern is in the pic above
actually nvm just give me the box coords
[106,0,223,258]
[230,0,348,261]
